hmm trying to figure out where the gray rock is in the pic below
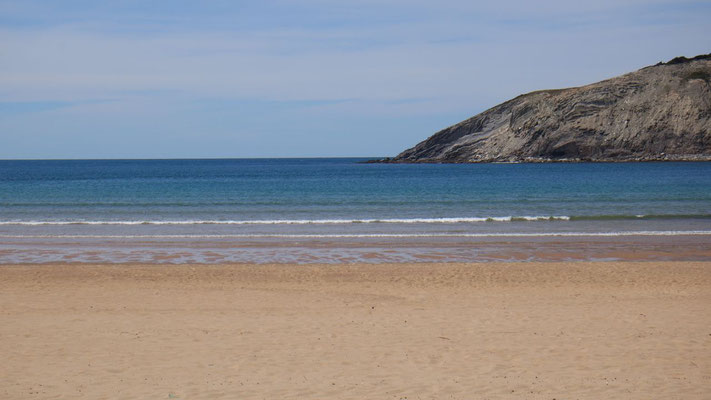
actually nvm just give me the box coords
[383,54,711,163]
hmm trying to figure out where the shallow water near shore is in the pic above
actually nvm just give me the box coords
[1,158,710,263]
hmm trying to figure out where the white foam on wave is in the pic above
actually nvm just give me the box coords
[1,230,710,239]
[0,216,571,226]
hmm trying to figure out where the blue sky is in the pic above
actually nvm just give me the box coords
[0,0,709,159]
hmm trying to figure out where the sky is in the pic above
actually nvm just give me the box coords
[0,1,710,159]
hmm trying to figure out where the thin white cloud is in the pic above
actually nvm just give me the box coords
[0,0,709,157]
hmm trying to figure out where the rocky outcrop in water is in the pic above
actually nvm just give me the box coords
[382,54,711,163]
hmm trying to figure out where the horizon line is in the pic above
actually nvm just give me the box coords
[0,156,385,161]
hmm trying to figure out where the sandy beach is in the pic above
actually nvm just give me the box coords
[1,261,709,399]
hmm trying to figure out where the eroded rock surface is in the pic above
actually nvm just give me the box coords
[386,55,711,163]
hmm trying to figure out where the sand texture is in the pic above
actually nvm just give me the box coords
[1,262,710,399]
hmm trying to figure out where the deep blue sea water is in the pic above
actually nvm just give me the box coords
[1,159,710,263]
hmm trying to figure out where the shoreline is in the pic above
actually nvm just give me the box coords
[2,261,710,399]
[366,155,711,163]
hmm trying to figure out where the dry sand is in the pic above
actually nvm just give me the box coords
[1,262,710,399]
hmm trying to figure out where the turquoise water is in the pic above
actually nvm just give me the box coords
[1,159,710,262]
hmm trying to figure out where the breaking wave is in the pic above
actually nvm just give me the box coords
[0,213,710,226]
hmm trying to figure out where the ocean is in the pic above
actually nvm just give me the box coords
[1,158,710,263]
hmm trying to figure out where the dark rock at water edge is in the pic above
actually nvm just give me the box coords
[377,54,711,163]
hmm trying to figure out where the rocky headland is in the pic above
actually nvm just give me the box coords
[378,54,711,163]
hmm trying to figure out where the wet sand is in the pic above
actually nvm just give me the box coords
[1,262,710,399]
[2,234,711,263]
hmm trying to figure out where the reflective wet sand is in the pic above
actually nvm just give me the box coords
[1,234,710,263]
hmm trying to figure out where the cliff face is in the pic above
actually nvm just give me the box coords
[388,55,711,163]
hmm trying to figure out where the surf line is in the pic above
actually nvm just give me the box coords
[1,230,711,239]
